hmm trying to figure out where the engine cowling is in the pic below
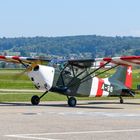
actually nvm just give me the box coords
[27,65,55,91]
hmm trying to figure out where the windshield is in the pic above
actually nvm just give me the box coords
[48,59,67,70]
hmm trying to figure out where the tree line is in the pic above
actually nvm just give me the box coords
[0,35,140,58]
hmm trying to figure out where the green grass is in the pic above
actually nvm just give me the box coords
[0,68,139,102]
[0,92,67,102]
[0,69,35,89]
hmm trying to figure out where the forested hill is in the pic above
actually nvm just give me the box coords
[0,35,140,58]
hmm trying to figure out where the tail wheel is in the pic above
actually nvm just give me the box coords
[31,95,40,105]
[120,97,124,104]
[68,97,77,107]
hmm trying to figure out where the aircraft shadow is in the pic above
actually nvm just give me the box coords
[75,102,123,109]
[0,102,123,109]
[0,102,32,106]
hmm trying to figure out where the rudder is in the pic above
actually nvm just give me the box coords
[109,65,132,88]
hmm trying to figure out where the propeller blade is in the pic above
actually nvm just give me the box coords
[13,63,39,79]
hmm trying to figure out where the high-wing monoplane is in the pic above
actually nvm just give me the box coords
[0,55,139,107]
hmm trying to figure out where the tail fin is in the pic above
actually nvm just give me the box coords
[125,66,132,88]
[109,66,132,88]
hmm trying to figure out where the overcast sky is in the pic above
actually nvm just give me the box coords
[0,0,140,37]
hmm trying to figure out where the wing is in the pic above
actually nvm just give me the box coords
[2,55,140,68]
[0,55,51,65]
[95,56,140,66]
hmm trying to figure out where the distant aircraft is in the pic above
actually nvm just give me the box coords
[0,55,139,107]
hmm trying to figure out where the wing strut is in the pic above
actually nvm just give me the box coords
[18,59,29,68]
[67,61,115,89]
[80,64,119,84]
[80,61,110,82]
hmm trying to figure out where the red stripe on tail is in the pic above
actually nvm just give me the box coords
[125,66,132,88]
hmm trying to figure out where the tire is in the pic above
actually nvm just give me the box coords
[68,97,77,107]
[120,98,124,104]
[31,95,40,105]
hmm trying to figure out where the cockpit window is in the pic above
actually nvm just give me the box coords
[48,59,67,70]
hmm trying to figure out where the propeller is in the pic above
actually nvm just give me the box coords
[13,62,39,80]
[13,57,51,80]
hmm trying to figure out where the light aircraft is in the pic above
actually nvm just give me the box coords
[0,55,139,107]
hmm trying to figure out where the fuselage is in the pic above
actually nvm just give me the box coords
[27,64,134,98]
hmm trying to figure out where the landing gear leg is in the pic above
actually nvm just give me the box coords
[120,96,124,104]
[31,91,48,105]
[67,96,77,107]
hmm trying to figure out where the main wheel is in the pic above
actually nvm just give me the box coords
[31,95,40,105]
[68,97,77,107]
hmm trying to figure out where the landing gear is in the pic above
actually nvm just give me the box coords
[120,96,124,104]
[31,91,48,105]
[31,95,40,105]
[67,97,77,107]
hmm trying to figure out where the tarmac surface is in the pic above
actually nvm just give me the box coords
[1,99,140,140]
